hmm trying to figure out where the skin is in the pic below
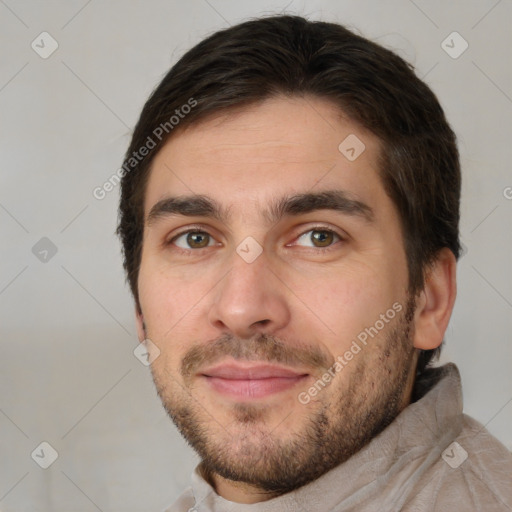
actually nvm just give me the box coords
[135,95,457,504]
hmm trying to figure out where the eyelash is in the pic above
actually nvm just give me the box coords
[167,225,345,253]
[166,226,214,254]
[292,225,344,251]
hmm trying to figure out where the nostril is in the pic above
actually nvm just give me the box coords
[254,319,271,327]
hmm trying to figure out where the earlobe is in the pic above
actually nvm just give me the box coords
[412,248,457,350]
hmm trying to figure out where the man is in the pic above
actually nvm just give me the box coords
[117,15,512,511]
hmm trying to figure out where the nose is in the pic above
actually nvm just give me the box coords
[207,246,291,339]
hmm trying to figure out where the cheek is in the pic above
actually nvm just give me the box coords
[138,259,207,337]
[289,264,402,350]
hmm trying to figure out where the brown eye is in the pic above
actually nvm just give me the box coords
[294,228,341,249]
[311,230,334,247]
[187,232,210,248]
[172,230,214,249]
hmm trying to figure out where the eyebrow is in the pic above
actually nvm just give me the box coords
[146,189,374,227]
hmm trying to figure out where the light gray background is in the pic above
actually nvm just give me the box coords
[1,1,511,511]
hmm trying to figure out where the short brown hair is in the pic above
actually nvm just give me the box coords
[117,15,461,372]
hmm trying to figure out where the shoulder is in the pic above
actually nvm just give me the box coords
[162,487,196,512]
[407,414,512,511]
[453,414,512,502]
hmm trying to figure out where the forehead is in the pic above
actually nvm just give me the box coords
[144,95,386,220]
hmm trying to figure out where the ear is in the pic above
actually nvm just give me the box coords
[135,306,146,342]
[412,248,457,350]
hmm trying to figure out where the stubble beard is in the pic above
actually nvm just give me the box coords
[150,299,417,495]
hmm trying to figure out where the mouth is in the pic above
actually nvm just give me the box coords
[199,361,309,400]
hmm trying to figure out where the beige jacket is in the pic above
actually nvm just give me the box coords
[165,363,512,511]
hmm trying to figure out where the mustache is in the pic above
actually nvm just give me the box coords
[181,333,333,381]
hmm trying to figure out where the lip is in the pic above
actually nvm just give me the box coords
[200,362,309,400]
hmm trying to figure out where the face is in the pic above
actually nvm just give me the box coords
[137,96,418,496]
